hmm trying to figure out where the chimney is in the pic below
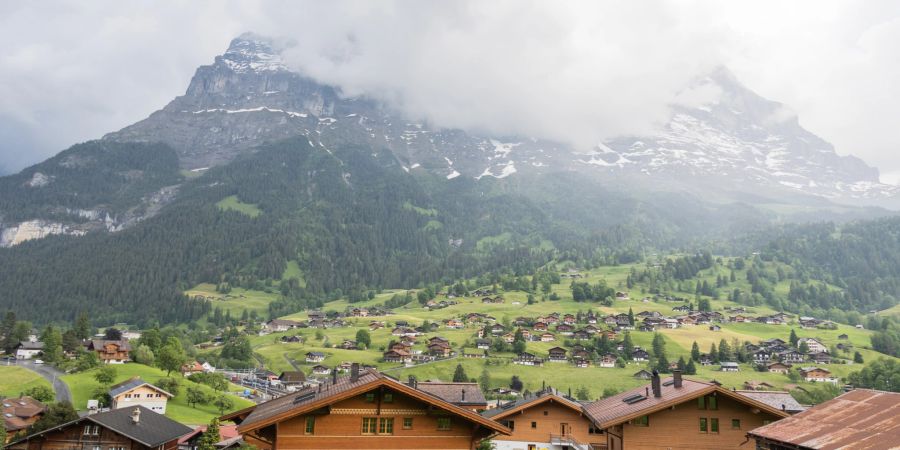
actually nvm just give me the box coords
[408,375,417,388]
[461,389,466,402]
[332,368,338,385]
[673,369,683,388]
[131,408,140,424]
[651,370,661,398]
[350,363,360,383]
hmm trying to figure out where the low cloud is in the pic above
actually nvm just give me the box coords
[0,0,898,181]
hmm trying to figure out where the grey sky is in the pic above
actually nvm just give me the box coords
[1,1,899,182]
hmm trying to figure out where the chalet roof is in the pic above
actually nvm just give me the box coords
[748,389,900,449]
[416,382,487,406]
[108,377,173,399]
[735,390,806,414]
[16,341,44,350]
[7,406,191,448]
[583,377,789,428]
[1,396,46,431]
[227,369,509,436]
[482,392,583,419]
[89,339,132,352]
[278,371,306,383]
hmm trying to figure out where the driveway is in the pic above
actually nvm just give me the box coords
[16,360,72,404]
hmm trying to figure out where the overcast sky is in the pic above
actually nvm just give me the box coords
[1,1,899,182]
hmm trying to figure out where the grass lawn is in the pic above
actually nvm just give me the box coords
[216,195,262,217]
[185,283,279,318]
[61,363,254,426]
[0,366,52,398]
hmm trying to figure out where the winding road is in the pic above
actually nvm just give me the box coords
[15,360,72,404]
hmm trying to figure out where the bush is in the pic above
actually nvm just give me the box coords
[23,385,54,403]
[156,377,181,396]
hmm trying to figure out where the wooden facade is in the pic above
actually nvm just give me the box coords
[486,394,604,450]
[225,368,508,450]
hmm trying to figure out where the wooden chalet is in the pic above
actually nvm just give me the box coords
[221,366,509,450]
[6,406,191,450]
[547,347,568,362]
[766,362,792,374]
[582,371,790,450]
[483,392,603,450]
[87,339,132,364]
[2,397,46,442]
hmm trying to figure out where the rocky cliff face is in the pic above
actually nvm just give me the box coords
[104,34,899,208]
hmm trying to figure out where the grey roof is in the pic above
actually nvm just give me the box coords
[108,377,173,398]
[17,341,44,350]
[735,390,806,414]
[6,405,191,448]
[89,405,192,446]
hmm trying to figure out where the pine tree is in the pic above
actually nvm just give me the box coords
[74,311,92,340]
[853,351,864,363]
[685,358,697,375]
[478,369,491,393]
[0,311,15,352]
[677,356,686,371]
[710,343,719,363]
[623,332,635,360]
[656,354,670,373]
[627,307,635,326]
[452,364,468,382]
[198,418,221,450]
[691,341,701,362]
[652,333,666,359]
[789,329,799,346]
[718,338,732,362]
[41,324,63,363]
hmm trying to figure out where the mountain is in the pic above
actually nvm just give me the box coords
[0,33,898,325]
[105,33,898,206]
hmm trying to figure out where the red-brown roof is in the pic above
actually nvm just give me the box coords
[583,377,789,428]
[227,369,509,436]
[2,396,46,431]
[748,389,900,449]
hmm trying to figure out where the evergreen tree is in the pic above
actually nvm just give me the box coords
[718,338,732,362]
[853,351,864,363]
[509,375,523,392]
[789,329,799,346]
[40,324,63,363]
[198,418,221,450]
[655,355,670,373]
[710,343,719,363]
[61,329,81,353]
[691,341,701,362]
[0,311,17,352]
[623,332,635,360]
[685,358,697,375]
[677,356,686,371]
[74,311,92,340]
[627,307,635,326]
[798,341,810,354]
[651,333,666,359]
[452,364,468,382]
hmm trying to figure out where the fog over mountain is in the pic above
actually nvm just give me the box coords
[1,1,899,182]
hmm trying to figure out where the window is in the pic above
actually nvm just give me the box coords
[379,418,394,435]
[362,418,378,434]
[698,396,706,409]
[710,418,719,433]
[383,393,394,403]
[708,396,718,410]
[699,418,708,433]
[631,415,649,427]
[125,394,132,399]
[84,426,92,435]
[543,410,548,416]
[437,417,452,431]
[503,420,515,431]
[305,416,315,435]
[531,421,537,429]
[91,446,100,450]
[731,419,741,429]
[403,418,413,429]
[365,393,376,403]
[93,426,100,436]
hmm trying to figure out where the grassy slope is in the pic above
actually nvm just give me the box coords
[185,283,279,318]
[61,363,254,425]
[0,366,52,398]
[191,259,896,400]
[215,195,262,217]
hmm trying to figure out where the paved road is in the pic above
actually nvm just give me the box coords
[16,360,72,404]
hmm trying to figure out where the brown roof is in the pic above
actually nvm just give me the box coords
[89,339,132,352]
[228,369,508,436]
[735,390,806,414]
[416,382,487,406]
[482,393,583,419]
[748,389,900,449]
[2,396,46,431]
[583,377,789,428]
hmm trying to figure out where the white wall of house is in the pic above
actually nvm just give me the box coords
[15,349,41,359]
